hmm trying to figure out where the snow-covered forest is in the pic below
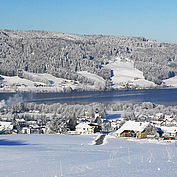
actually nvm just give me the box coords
[0,29,177,89]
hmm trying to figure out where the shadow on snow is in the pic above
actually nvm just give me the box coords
[0,139,29,146]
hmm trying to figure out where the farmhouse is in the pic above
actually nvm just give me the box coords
[114,121,153,139]
[75,122,94,134]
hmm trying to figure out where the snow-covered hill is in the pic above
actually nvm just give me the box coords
[163,76,177,87]
[0,73,78,92]
[1,29,177,90]
[0,71,107,92]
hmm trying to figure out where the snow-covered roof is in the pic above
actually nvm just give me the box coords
[0,121,12,126]
[115,121,150,134]
[76,123,92,129]
[158,126,177,134]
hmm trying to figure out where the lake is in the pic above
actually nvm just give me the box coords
[0,88,177,105]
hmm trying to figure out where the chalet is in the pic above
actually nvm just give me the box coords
[114,121,153,139]
[75,123,94,134]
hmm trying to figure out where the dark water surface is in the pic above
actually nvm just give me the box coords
[0,88,177,105]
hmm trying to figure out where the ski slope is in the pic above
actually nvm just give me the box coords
[104,58,156,89]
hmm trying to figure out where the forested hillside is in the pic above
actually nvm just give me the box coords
[0,29,177,87]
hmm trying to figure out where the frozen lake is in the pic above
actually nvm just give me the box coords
[0,134,177,177]
[0,88,177,105]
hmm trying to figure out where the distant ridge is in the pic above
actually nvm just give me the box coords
[0,29,177,88]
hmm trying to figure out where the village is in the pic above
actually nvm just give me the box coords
[0,107,177,141]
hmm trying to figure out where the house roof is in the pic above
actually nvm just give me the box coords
[115,121,150,134]
[158,126,177,134]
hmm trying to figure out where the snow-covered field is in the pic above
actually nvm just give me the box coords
[0,134,177,177]
[0,73,80,93]
[104,58,157,89]
[0,71,106,93]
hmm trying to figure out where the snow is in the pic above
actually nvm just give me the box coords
[0,71,107,92]
[78,71,106,85]
[163,76,177,87]
[104,58,156,89]
[76,122,92,129]
[0,134,177,177]
[0,73,80,92]
[115,121,150,134]
[158,126,177,134]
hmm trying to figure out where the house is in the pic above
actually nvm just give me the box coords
[159,126,177,140]
[88,123,101,133]
[151,120,163,126]
[114,121,152,139]
[75,123,94,134]
[21,127,31,134]
[155,113,164,120]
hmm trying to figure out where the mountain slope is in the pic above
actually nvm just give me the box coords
[0,29,177,91]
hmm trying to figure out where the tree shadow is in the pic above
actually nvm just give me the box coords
[0,139,29,146]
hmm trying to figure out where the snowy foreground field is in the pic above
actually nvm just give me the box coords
[0,135,177,177]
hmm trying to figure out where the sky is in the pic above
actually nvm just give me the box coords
[0,0,177,43]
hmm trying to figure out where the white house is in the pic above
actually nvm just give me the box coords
[76,123,94,134]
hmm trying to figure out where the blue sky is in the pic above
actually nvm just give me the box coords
[0,0,177,43]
